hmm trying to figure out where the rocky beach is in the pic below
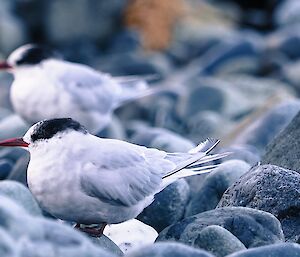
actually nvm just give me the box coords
[0,0,299,256]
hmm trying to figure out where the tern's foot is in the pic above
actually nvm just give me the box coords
[74,223,107,237]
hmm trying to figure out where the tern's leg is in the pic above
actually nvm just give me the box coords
[75,223,107,237]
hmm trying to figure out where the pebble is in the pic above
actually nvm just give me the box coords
[138,179,190,233]
[185,160,251,217]
[195,225,246,257]
[233,100,300,153]
[226,243,300,257]
[126,242,215,257]
[157,207,284,248]
[218,164,300,242]
[0,181,41,216]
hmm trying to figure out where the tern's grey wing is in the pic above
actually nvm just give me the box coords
[48,60,119,114]
[79,142,167,207]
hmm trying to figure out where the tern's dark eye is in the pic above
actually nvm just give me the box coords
[31,118,87,142]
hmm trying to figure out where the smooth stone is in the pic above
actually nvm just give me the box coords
[234,100,300,154]
[195,225,246,257]
[7,153,30,186]
[138,179,190,233]
[0,181,41,216]
[157,207,284,248]
[130,125,195,153]
[186,111,231,142]
[218,164,300,242]
[185,160,251,217]
[198,39,261,76]
[0,159,13,180]
[262,110,300,171]
[0,228,17,257]
[275,0,300,27]
[104,219,158,253]
[0,114,29,140]
[0,196,116,257]
[220,145,260,166]
[89,235,123,256]
[97,115,126,140]
[226,243,300,257]
[126,242,215,257]
[0,148,27,163]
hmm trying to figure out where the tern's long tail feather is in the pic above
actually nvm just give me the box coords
[162,139,229,185]
[114,75,167,108]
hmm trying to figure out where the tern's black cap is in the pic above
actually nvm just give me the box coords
[31,118,87,142]
[11,44,60,66]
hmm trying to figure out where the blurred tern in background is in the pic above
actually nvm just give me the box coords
[0,118,229,236]
[0,44,162,133]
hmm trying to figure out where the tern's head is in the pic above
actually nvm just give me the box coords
[0,118,88,149]
[0,44,59,72]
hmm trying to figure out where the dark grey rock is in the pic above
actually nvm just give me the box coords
[7,153,30,186]
[185,160,251,217]
[262,110,300,172]
[195,225,246,257]
[0,159,13,180]
[157,207,284,248]
[138,179,190,233]
[218,164,300,242]
[226,243,300,257]
[126,242,215,257]
[0,181,41,216]
[234,100,300,154]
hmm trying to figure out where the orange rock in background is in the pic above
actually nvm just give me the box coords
[124,0,186,50]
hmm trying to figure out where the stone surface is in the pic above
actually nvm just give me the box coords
[218,164,300,242]
[138,179,190,233]
[0,115,29,140]
[226,243,300,257]
[157,207,284,248]
[0,181,41,216]
[130,125,195,153]
[220,145,260,166]
[89,235,123,256]
[262,110,300,171]
[185,160,251,217]
[104,219,158,253]
[0,196,117,257]
[126,242,215,257]
[7,153,30,186]
[0,159,13,180]
[195,225,246,257]
[234,100,300,153]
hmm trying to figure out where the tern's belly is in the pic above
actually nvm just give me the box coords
[27,164,148,224]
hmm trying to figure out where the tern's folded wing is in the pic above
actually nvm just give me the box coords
[79,145,166,207]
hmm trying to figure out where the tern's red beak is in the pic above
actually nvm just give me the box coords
[0,138,29,147]
[0,61,12,70]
